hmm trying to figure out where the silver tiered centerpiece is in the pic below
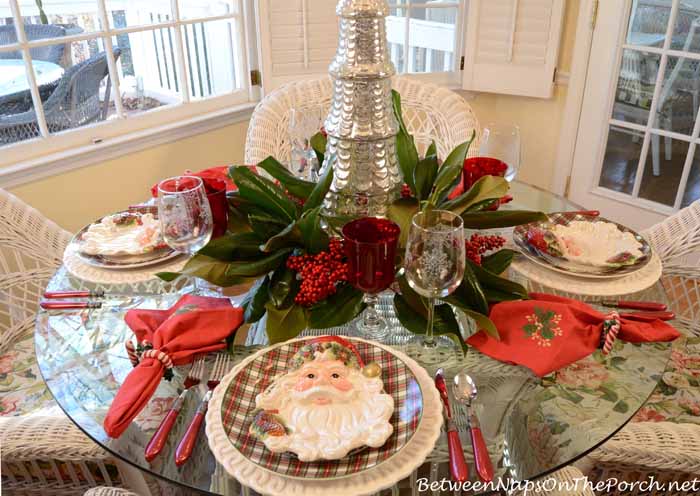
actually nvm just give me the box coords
[320,0,404,220]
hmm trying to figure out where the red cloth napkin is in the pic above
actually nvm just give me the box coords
[103,295,243,438]
[467,293,681,377]
[150,166,237,197]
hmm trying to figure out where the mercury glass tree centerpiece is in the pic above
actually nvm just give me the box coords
[320,0,404,220]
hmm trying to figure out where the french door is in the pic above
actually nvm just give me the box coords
[569,0,700,230]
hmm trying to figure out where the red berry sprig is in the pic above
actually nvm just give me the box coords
[286,238,349,307]
[465,233,506,265]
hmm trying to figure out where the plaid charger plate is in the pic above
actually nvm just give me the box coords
[219,337,424,480]
[513,212,652,279]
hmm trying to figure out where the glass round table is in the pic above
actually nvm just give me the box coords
[34,181,676,494]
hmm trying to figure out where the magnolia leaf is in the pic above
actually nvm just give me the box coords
[298,207,329,254]
[256,157,315,199]
[225,248,293,277]
[303,166,334,212]
[458,308,500,341]
[442,175,509,215]
[307,284,366,329]
[242,276,270,323]
[156,255,253,287]
[481,249,516,275]
[414,155,439,201]
[265,302,308,344]
[387,197,419,248]
[268,266,298,310]
[430,132,475,205]
[310,131,327,165]
[248,212,287,239]
[227,201,253,234]
[229,166,297,223]
[469,259,528,302]
[397,274,428,317]
[445,263,489,315]
[461,210,548,229]
[392,90,418,194]
[198,232,263,261]
[323,214,357,236]
[426,140,437,158]
[393,294,462,337]
[262,222,303,253]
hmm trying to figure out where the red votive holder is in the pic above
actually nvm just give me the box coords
[203,179,228,239]
[342,217,400,294]
[463,157,508,190]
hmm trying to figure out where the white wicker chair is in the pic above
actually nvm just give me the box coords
[583,200,700,493]
[0,189,139,495]
[84,488,141,496]
[244,76,481,167]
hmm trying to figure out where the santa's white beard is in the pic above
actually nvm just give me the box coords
[261,385,394,461]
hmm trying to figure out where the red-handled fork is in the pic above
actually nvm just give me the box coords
[175,353,231,466]
[145,355,205,462]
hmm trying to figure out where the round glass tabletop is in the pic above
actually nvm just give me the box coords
[34,181,674,494]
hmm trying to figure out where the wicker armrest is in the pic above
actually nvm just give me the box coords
[591,422,700,474]
[84,488,141,496]
[0,414,108,462]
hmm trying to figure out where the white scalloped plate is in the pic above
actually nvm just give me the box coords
[206,336,443,496]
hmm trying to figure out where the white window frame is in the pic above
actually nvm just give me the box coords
[386,1,467,88]
[0,0,261,185]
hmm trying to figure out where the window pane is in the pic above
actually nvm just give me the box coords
[178,0,238,20]
[682,146,700,207]
[182,19,239,99]
[612,49,660,126]
[598,125,644,195]
[387,7,406,73]
[408,7,457,73]
[653,56,699,135]
[671,1,700,53]
[112,29,182,116]
[0,57,43,146]
[105,0,173,29]
[16,1,102,36]
[31,40,120,135]
[626,0,671,48]
[639,134,691,206]
[0,22,18,48]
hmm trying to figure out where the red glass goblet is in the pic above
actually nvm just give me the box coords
[342,217,400,341]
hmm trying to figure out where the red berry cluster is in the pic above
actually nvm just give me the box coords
[465,233,506,265]
[286,238,349,307]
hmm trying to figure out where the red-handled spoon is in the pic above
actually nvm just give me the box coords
[454,371,494,483]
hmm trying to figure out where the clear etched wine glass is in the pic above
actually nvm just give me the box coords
[157,176,214,292]
[404,210,466,366]
[480,122,521,181]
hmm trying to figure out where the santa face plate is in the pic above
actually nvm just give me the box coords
[220,337,423,479]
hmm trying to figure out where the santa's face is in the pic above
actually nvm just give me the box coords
[254,358,395,461]
[291,360,355,405]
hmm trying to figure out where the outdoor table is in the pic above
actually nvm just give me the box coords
[0,59,64,99]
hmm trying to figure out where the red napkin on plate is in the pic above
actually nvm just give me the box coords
[150,166,238,197]
[103,295,243,438]
[467,293,680,377]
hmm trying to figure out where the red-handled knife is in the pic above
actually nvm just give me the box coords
[40,300,102,310]
[602,300,668,312]
[435,368,469,483]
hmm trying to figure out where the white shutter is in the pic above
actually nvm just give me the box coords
[462,0,565,98]
[257,0,339,93]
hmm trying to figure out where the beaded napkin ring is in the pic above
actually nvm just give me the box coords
[125,339,174,380]
[600,311,621,355]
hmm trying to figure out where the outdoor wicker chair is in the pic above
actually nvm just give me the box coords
[0,24,66,64]
[585,200,700,493]
[0,188,149,496]
[0,48,120,145]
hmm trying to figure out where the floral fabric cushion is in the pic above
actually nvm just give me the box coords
[0,331,55,416]
[633,336,700,424]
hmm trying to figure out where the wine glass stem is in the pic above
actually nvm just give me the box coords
[363,293,381,328]
[425,298,436,347]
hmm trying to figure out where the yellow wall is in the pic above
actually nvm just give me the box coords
[10,1,580,232]
[463,0,579,191]
[9,121,249,232]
